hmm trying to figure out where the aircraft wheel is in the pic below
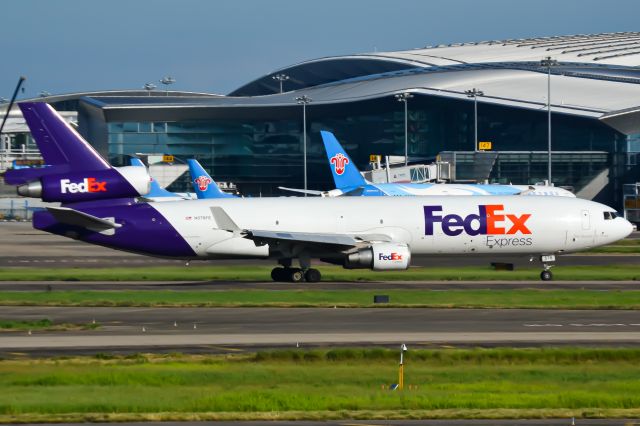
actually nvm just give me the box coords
[540,270,553,281]
[271,267,286,282]
[289,268,305,283]
[305,268,322,283]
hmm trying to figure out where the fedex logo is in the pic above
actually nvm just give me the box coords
[60,178,107,194]
[330,153,349,175]
[194,176,211,191]
[379,252,403,261]
[424,204,531,236]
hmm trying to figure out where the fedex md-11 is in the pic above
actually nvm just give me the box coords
[7,103,634,282]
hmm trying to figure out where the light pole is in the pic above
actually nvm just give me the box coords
[465,88,484,152]
[159,76,175,96]
[295,95,312,196]
[399,343,408,390]
[144,83,156,96]
[541,56,558,185]
[272,74,290,94]
[395,92,414,166]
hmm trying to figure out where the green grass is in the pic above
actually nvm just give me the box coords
[1,264,640,282]
[2,348,640,422]
[587,239,640,253]
[0,319,98,332]
[4,288,640,309]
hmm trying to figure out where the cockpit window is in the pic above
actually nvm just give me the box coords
[603,211,618,220]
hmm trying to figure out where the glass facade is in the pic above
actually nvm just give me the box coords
[98,94,635,206]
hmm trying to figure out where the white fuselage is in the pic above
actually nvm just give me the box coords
[148,195,632,260]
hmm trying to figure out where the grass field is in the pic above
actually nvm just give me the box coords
[4,288,640,309]
[1,264,640,282]
[0,319,98,332]
[587,238,640,253]
[2,348,640,422]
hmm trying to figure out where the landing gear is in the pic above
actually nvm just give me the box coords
[270,259,322,283]
[539,254,556,282]
[304,268,322,283]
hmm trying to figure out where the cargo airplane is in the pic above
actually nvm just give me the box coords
[7,103,633,282]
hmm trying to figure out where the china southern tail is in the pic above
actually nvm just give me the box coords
[187,159,236,199]
[130,158,187,200]
[284,131,574,197]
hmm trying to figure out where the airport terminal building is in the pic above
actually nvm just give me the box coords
[3,32,640,208]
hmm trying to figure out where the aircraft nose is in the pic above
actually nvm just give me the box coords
[620,217,635,239]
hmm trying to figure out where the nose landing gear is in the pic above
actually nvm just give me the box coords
[539,254,556,281]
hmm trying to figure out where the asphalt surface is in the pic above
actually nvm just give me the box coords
[2,280,640,291]
[16,421,638,426]
[3,307,640,355]
[2,222,639,268]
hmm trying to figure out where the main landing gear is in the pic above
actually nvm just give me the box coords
[271,267,322,282]
[270,258,322,283]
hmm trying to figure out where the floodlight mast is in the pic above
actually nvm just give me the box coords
[144,83,156,96]
[159,76,176,96]
[541,56,558,185]
[295,95,312,196]
[272,74,290,94]
[465,88,484,152]
[394,92,414,166]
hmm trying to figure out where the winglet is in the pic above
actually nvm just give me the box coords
[320,131,367,190]
[210,207,241,233]
[188,159,236,199]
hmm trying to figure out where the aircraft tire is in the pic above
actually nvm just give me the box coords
[271,267,286,282]
[289,268,305,283]
[540,270,553,281]
[305,268,321,283]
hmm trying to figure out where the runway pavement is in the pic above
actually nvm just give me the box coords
[2,280,640,291]
[2,222,639,268]
[3,307,640,355]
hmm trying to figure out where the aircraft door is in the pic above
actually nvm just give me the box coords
[581,210,591,230]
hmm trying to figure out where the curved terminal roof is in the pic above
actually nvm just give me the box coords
[231,32,640,96]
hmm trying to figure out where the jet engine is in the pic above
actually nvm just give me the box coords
[17,166,151,203]
[344,243,411,270]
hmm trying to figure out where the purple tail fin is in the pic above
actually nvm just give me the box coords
[18,102,110,170]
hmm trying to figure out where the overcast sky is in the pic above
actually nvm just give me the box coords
[1,0,638,99]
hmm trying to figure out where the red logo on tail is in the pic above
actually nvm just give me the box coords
[194,176,211,191]
[330,153,349,175]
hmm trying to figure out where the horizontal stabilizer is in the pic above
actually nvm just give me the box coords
[46,206,121,233]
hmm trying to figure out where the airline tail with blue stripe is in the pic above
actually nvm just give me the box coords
[187,159,236,199]
[320,131,367,190]
[130,158,178,198]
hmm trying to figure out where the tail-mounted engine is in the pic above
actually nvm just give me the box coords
[344,243,411,270]
[16,166,150,203]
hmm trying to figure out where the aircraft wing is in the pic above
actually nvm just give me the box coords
[46,206,121,233]
[277,186,326,196]
[210,206,391,249]
[247,229,357,247]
